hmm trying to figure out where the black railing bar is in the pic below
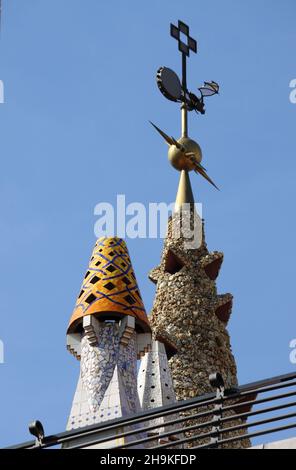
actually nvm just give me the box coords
[152,410,296,451]
[119,418,215,450]
[67,398,296,450]
[71,393,287,450]
[118,400,296,450]
[12,388,296,450]
[85,408,244,451]
[46,397,296,451]
[12,394,220,450]
[223,380,296,403]
[220,410,296,435]
[9,387,296,451]
[6,370,296,449]
[43,388,296,449]
[117,415,219,449]
[222,389,296,413]
[66,395,254,450]
[191,379,296,412]
[25,396,220,450]
[231,371,296,393]
[194,421,296,449]
[225,399,296,422]
[4,440,36,450]
[68,406,218,450]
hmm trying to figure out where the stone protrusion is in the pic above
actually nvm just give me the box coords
[201,252,224,280]
[137,333,152,358]
[148,266,162,284]
[66,333,82,360]
[83,315,100,346]
[214,294,233,324]
[119,315,135,346]
[164,249,185,275]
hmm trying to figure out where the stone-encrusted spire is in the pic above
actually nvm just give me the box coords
[149,211,236,397]
[148,209,250,447]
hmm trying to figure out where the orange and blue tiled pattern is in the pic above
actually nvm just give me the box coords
[68,237,150,333]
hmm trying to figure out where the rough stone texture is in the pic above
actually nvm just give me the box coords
[149,208,250,448]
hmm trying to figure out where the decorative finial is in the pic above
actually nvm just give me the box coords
[150,20,219,192]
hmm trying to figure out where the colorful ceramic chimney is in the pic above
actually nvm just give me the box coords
[65,237,151,447]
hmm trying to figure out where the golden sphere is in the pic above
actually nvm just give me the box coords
[168,137,202,171]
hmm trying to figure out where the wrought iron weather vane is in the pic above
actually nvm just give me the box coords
[151,20,220,190]
[170,20,197,138]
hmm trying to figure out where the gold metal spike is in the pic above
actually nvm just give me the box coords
[175,169,195,212]
[185,153,207,170]
[150,121,181,148]
[194,164,219,190]
[171,135,183,149]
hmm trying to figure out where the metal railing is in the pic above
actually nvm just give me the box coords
[5,371,296,449]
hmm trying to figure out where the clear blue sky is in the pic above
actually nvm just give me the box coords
[0,0,295,447]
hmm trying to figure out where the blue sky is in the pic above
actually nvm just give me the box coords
[0,0,295,447]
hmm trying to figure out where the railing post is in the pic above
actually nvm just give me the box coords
[29,420,45,448]
[209,373,225,448]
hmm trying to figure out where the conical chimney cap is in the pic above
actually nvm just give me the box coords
[67,237,151,334]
